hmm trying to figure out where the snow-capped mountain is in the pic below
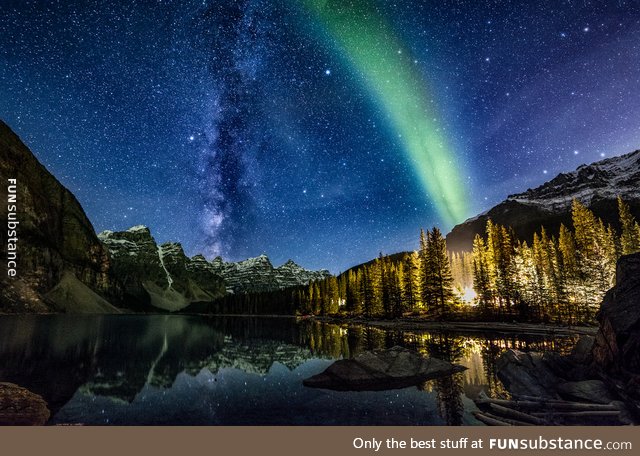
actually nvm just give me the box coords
[98,226,225,311]
[212,255,331,294]
[99,226,331,308]
[446,149,640,251]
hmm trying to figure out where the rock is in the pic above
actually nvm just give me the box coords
[496,350,561,399]
[0,120,121,313]
[592,252,640,401]
[557,380,613,404]
[0,382,50,425]
[569,335,595,364]
[592,253,640,374]
[303,346,466,391]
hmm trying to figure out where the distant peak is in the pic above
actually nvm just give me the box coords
[279,259,302,269]
[97,230,113,239]
[127,225,149,233]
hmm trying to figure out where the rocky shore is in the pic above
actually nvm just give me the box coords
[481,252,640,425]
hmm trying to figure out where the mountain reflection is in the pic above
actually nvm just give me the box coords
[0,315,578,425]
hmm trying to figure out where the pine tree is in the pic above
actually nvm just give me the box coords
[571,199,615,321]
[392,262,406,317]
[345,269,362,314]
[513,240,536,319]
[486,221,517,316]
[558,223,578,324]
[379,253,394,317]
[311,282,321,315]
[325,276,340,315]
[472,234,493,315]
[402,252,421,312]
[362,262,383,317]
[419,228,433,311]
[426,227,455,319]
[618,196,640,255]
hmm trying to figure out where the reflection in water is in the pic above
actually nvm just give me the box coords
[0,315,578,425]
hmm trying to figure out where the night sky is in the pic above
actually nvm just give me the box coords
[2,0,640,273]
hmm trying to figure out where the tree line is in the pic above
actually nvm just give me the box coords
[295,196,640,324]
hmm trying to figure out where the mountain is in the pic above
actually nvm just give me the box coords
[0,120,121,313]
[99,226,330,309]
[216,255,331,293]
[0,120,329,313]
[98,226,226,311]
[447,149,640,251]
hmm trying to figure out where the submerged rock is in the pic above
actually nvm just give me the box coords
[0,382,50,425]
[303,346,466,391]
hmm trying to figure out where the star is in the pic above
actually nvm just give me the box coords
[2,0,637,274]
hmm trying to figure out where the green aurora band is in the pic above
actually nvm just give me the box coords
[302,0,468,225]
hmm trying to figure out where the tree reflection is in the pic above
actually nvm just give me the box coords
[0,315,580,425]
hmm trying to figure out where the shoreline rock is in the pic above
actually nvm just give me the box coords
[0,382,50,425]
[303,346,466,391]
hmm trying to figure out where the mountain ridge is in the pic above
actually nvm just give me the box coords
[99,225,331,303]
[446,149,640,251]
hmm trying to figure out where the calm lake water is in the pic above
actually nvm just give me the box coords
[0,315,579,425]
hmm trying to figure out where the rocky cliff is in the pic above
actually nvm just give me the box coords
[447,150,640,251]
[98,226,226,311]
[592,252,640,403]
[0,121,121,313]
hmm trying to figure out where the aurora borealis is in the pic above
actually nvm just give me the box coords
[303,0,467,225]
[2,1,640,272]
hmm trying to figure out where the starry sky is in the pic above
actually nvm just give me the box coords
[2,0,640,272]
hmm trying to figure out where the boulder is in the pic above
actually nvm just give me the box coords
[569,335,595,364]
[303,346,466,391]
[592,253,640,377]
[557,380,613,404]
[0,382,50,425]
[496,350,562,399]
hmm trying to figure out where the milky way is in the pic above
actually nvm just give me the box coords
[2,0,640,272]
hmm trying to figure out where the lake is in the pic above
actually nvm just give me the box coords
[0,315,579,425]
